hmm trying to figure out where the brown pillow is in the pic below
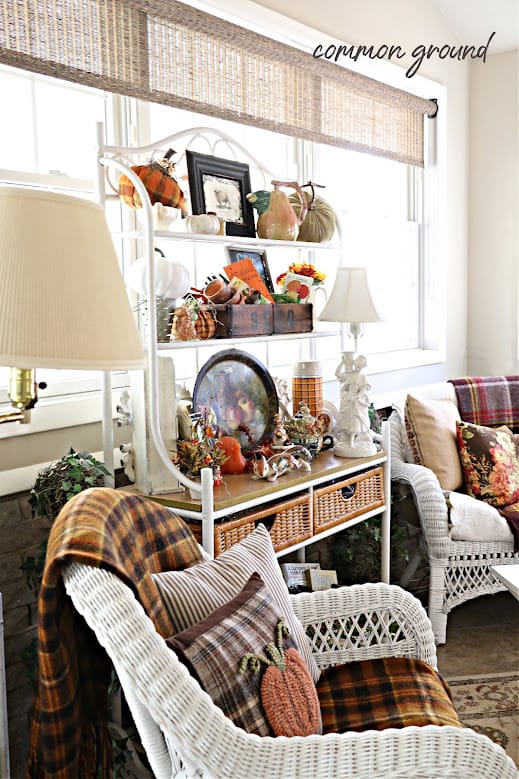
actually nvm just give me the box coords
[456,421,519,507]
[405,394,463,490]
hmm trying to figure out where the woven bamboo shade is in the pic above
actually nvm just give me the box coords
[0,0,437,166]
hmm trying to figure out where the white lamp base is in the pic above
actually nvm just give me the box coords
[333,439,377,458]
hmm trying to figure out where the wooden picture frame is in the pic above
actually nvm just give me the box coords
[225,246,275,293]
[186,150,256,238]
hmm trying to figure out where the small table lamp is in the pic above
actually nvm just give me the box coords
[319,267,381,458]
[0,186,145,469]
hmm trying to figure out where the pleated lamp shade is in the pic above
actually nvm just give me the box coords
[319,267,381,324]
[0,186,145,370]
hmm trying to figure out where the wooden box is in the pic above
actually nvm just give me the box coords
[273,303,313,334]
[214,304,273,338]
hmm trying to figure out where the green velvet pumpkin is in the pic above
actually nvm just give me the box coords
[288,184,336,243]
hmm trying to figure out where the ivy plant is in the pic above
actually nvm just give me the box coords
[29,448,109,522]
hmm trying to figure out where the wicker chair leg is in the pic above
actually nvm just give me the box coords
[399,547,424,589]
[429,609,447,645]
[428,563,448,644]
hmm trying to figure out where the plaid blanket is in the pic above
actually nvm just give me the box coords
[317,656,461,733]
[26,487,203,779]
[449,376,519,431]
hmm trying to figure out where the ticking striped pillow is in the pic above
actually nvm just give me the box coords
[153,524,320,682]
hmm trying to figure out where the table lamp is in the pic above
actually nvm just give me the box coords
[0,186,146,472]
[319,267,381,458]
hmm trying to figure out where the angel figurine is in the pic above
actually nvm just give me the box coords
[334,352,376,458]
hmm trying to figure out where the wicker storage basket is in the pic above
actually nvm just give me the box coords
[187,494,312,556]
[313,466,385,535]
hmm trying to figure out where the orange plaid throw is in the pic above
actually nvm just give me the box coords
[317,656,461,733]
[26,487,203,779]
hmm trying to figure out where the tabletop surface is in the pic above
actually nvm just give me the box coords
[490,564,519,600]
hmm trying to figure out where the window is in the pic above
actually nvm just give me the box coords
[316,144,422,355]
[0,47,440,428]
[139,99,431,386]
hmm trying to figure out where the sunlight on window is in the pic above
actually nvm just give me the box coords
[317,145,421,354]
[0,65,107,181]
[0,70,35,171]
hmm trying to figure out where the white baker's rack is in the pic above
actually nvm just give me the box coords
[95,122,342,555]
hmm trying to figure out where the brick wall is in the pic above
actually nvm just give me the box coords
[0,492,48,779]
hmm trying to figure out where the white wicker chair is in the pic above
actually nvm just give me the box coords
[63,561,517,779]
[389,383,519,645]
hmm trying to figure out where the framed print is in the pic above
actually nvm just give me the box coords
[225,246,275,293]
[186,151,256,238]
[192,348,278,449]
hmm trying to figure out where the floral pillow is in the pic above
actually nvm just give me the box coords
[456,421,519,507]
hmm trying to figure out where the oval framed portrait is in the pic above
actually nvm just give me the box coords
[192,349,278,449]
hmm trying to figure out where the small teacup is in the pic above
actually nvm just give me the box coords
[204,279,234,303]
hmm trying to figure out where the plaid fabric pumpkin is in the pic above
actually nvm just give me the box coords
[118,149,186,211]
[194,306,216,340]
[172,305,216,341]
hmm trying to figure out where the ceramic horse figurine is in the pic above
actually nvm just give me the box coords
[252,445,312,482]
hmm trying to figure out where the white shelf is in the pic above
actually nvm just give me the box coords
[118,228,340,251]
[157,328,338,351]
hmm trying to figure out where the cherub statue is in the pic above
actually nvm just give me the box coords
[334,352,377,458]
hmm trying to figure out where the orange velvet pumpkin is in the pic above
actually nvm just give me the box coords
[219,436,247,474]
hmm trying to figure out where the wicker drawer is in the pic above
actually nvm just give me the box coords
[188,494,312,556]
[313,466,385,535]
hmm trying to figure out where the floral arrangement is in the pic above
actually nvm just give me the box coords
[173,410,228,481]
[275,263,326,288]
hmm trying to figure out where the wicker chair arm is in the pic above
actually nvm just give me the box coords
[389,411,451,558]
[291,583,437,670]
[63,563,517,779]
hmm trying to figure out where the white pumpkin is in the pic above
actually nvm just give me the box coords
[127,249,190,299]
[185,213,220,234]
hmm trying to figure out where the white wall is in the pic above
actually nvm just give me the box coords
[250,0,471,383]
[468,50,519,375]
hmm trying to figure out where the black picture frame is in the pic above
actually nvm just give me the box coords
[225,246,275,293]
[186,150,256,238]
[192,348,278,450]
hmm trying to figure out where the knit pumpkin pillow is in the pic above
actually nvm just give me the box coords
[167,572,321,737]
[456,421,519,507]
[153,524,319,682]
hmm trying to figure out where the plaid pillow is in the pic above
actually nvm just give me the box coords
[153,524,319,682]
[167,573,321,737]
[456,421,519,507]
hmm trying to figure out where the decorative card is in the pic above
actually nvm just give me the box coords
[281,272,315,303]
[224,257,274,302]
